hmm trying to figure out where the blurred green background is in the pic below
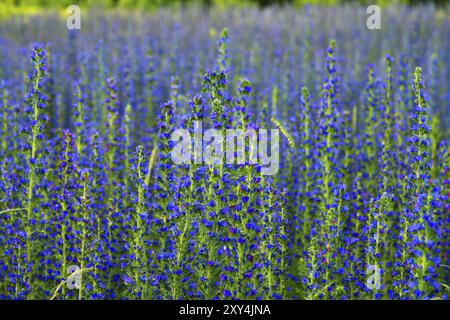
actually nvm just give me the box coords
[1,0,449,8]
[0,0,448,18]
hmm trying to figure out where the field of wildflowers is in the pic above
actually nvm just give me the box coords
[0,4,449,300]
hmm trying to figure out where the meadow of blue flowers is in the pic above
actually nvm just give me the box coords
[0,4,449,300]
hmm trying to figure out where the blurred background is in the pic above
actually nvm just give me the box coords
[0,0,448,19]
[0,0,449,10]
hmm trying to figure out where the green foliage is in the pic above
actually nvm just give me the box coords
[1,0,449,11]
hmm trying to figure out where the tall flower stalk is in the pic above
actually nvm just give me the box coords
[22,44,48,298]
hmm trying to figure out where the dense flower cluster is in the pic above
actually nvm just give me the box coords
[0,5,449,300]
